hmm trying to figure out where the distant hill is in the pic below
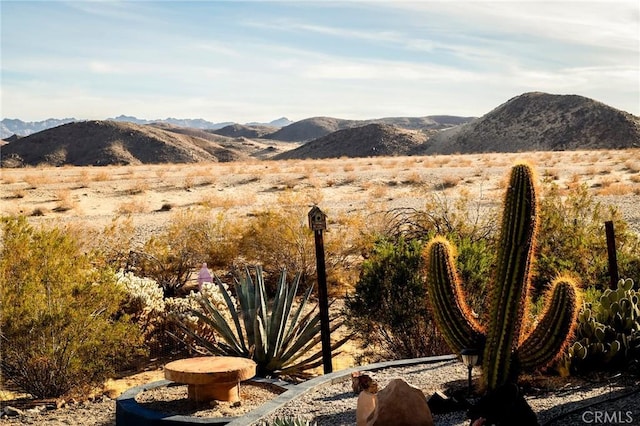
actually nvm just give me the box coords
[211,123,278,138]
[0,120,250,167]
[3,92,637,165]
[0,116,293,139]
[274,123,429,160]
[423,92,640,154]
[1,118,77,138]
[264,115,473,142]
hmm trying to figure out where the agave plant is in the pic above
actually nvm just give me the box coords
[172,266,350,377]
[264,417,317,426]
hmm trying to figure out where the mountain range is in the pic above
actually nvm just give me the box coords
[0,116,294,139]
[2,92,638,167]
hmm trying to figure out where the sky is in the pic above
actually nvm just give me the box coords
[1,0,638,123]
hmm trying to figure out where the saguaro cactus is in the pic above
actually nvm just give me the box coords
[424,163,579,391]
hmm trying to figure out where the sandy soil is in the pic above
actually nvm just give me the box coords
[2,150,639,241]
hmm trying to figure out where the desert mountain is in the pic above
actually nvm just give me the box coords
[264,115,473,142]
[0,116,293,139]
[211,123,278,138]
[1,118,77,139]
[423,92,640,154]
[274,123,429,160]
[0,120,253,167]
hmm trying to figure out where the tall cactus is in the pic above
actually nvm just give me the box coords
[423,163,579,391]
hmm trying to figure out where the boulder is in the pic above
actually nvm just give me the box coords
[356,391,377,426]
[352,371,379,394]
[366,378,434,426]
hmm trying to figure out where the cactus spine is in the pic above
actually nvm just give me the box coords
[423,163,579,391]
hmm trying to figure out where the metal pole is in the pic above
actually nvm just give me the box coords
[605,221,619,290]
[313,228,333,374]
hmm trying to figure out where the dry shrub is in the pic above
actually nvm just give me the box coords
[132,208,242,297]
[368,184,389,199]
[53,189,75,212]
[117,199,148,214]
[437,175,461,189]
[125,180,149,195]
[23,173,49,189]
[343,162,355,172]
[598,182,634,196]
[623,160,640,174]
[6,189,25,199]
[198,192,257,209]
[402,171,423,185]
[92,170,110,181]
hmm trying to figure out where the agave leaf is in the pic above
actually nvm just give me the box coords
[268,270,289,358]
[213,274,247,352]
[254,314,267,363]
[280,315,322,361]
[282,321,347,367]
[284,284,315,341]
[281,331,353,374]
[190,302,245,354]
[255,266,269,342]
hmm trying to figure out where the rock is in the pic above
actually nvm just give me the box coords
[3,406,25,417]
[352,371,379,394]
[356,391,377,426]
[366,378,434,426]
[428,390,462,414]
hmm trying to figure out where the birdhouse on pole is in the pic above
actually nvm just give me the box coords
[308,206,327,231]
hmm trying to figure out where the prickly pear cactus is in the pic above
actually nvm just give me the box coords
[565,278,640,373]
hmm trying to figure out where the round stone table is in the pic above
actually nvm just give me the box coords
[164,356,257,402]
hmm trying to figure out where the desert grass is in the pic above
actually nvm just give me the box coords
[1,148,638,244]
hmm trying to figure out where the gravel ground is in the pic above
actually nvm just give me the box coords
[2,361,639,425]
[259,360,640,426]
[134,381,285,418]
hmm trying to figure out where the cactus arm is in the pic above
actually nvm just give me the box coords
[517,277,580,369]
[424,236,484,354]
[483,163,538,391]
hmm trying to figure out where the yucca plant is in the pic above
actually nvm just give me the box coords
[172,266,350,377]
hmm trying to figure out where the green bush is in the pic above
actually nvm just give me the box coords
[345,238,449,360]
[535,181,640,295]
[0,216,144,398]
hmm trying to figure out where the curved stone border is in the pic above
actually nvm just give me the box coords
[115,378,293,425]
[226,354,457,426]
[116,355,456,425]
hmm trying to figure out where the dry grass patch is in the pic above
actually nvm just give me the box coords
[92,170,111,182]
[125,180,149,195]
[436,175,461,189]
[53,189,76,212]
[23,173,50,189]
[117,199,148,214]
[623,160,640,174]
[597,182,634,196]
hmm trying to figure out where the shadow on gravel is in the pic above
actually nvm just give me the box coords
[317,391,354,402]
[314,409,356,426]
[538,387,638,426]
